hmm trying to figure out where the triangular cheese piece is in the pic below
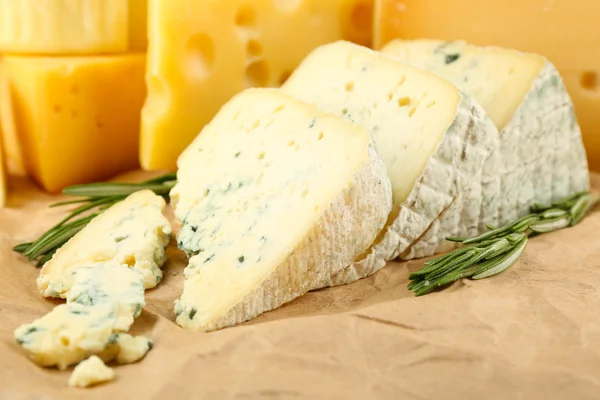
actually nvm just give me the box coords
[382,39,590,224]
[171,88,392,331]
[282,40,500,284]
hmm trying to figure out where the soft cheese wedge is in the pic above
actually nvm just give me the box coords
[171,88,392,331]
[37,190,172,297]
[282,41,499,285]
[382,39,590,224]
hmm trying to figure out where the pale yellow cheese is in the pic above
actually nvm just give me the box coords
[68,355,115,388]
[382,40,546,130]
[0,53,146,193]
[373,0,600,170]
[38,190,172,297]
[141,0,374,170]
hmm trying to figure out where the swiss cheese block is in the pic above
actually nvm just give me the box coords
[382,39,590,224]
[37,190,172,298]
[68,356,115,388]
[373,0,600,170]
[1,53,146,193]
[141,0,374,170]
[171,88,392,331]
[283,41,499,283]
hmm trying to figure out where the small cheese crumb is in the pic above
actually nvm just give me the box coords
[115,334,153,364]
[68,355,115,388]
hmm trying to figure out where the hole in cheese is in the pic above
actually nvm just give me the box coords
[143,76,169,117]
[124,255,136,267]
[397,96,411,107]
[581,71,598,92]
[345,81,355,92]
[185,33,215,79]
[235,5,257,27]
[244,59,270,87]
[246,39,263,57]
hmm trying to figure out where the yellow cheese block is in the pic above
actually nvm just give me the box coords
[373,0,600,170]
[1,54,146,193]
[0,0,147,54]
[140,0,374,171]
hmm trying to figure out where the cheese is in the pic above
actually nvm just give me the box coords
[373,0,600,170]
[112,334,153,365]
[382,39,590,225]
[0,0,148,54]
[1,54,147,193]
[38,190,172,298]
[128,0,148,51]
[0,60,26,176]
[66,265,146,331]
[16,264,149,369]
[0,128,6,208]
[68,356,115,388]
[141,0,374,171]
[171,88,392,331]
[282,41,499,283]
[0,0,128,54]
[15,302,119,370]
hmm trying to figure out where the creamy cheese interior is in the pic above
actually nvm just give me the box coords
[282,40,462,210]
[172,88,374,330]
[382,39,546,130]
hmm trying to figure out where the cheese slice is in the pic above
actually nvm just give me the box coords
[282,40,499,283]
[37,190,172,298]
[382,39,590,225]
[171,88,392,331]
[1,53,147,193]
[141,0,374,171]
[68,355,115,388]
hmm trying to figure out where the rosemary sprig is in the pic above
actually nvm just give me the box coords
[409,191,599,296]
[14,173,177,266]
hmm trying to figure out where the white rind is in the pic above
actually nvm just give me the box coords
[492,62,589,225]
[175,138,392,331]
[325,94,500,286]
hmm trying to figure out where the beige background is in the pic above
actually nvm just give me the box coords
[1,172,599,399]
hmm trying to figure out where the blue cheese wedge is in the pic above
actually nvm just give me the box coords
[382,39,590,227]
[282,41,500,285]
[68,355,115,388]
[171,88,392,331]
[37,190,172,297]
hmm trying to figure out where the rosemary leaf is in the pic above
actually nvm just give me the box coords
[12,242,32,253]
[63,182,174,198]
[409,191,598,296]
[472,238,528,279]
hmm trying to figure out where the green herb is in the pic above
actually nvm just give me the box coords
[14,173,177,266]
[409,191,599,296]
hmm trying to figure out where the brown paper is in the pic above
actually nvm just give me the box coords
[1,171,600,400]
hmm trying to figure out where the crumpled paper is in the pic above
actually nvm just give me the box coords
[1,171,599,400]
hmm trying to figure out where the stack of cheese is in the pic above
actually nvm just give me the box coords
[0,0,148,200]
